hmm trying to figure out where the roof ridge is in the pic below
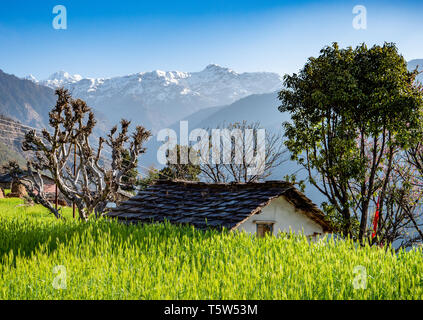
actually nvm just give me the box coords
[153,179,294,187]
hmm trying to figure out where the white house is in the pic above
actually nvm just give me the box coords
[108,180,333,238]
[237,196,327,240]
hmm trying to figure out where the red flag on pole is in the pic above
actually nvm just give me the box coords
[372,197,380,239]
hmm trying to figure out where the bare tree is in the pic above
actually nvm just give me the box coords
[390,143,423,248]
[24,160,63,218]
[21,88,151,220]
[340,147,423,249]
[197,121,288,183]
[371,160,423,249]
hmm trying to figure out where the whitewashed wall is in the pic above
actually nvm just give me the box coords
[235,196,324,237]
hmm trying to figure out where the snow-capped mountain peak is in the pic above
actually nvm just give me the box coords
[43,71,83,87]
[23,74,38,82]
[49,70,82,80]
[203,63,235,73]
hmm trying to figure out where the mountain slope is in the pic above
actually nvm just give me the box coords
[407,59,423,71]
[408,59,423,83]
[0,115,36,167]
[0,141,26,168]
[0,69,57,128]
[193,92,285,130]
[141,92,289,170]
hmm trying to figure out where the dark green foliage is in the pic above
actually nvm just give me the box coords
[120,149,139,191]
[158,145,201,181]
[137,167,160,190]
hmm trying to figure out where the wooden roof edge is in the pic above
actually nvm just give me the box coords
[282,188,335,233]
[229,194,283,231]
[230,191,335,233]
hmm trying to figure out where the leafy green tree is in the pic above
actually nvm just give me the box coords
[136,146,201,190]
[159,145,201,181]
[137,166,161,189]
[120,149,139,191]
[279,42,423,241]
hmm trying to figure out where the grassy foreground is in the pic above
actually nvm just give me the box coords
[0,198,423,300]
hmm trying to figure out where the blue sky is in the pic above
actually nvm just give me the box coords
[0,0,422,79]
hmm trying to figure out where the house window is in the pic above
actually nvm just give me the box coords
[256,223,274,237]
[307,232,322,242]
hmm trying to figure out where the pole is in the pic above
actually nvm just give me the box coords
[73,142,76,219]
[55,184,58,210]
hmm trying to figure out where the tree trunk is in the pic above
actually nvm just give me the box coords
[359,200,370,243]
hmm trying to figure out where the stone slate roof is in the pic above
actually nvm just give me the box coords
[0,172,26,183]
[108,180,333,232]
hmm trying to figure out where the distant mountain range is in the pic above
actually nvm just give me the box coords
[26,65,283,132]
[1,60,422,204]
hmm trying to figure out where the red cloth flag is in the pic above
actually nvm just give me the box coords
[372,197,380,239]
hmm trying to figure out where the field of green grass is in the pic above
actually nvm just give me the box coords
[1,197,423,300]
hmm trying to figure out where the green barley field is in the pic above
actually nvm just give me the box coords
[0,197,422,300]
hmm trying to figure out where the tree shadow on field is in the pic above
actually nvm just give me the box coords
[0,218,223,265]
[0,221,92,265]
[109,218,223,247]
